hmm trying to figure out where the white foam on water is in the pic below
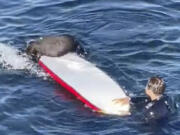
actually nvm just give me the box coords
[0,43,48,79]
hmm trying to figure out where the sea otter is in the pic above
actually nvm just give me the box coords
[26,35,83,61]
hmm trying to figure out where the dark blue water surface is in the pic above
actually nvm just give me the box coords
[0,0,180,134]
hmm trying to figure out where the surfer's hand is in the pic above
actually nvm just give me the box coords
[112,97,130,105]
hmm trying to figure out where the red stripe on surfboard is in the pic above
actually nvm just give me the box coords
[38,60,100,112]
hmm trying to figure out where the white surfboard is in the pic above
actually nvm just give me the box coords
[39,53,127,113]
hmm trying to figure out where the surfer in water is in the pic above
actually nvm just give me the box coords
[112,77,171,121]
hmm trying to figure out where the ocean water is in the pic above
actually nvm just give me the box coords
[0,0,179,134]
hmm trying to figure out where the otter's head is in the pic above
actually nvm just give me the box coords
[26,41,41,62]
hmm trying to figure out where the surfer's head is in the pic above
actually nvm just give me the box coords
[145,77,165,100]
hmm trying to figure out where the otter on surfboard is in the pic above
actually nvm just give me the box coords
[26,35,130,116]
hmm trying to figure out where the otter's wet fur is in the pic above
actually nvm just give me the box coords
[26,35,79,61]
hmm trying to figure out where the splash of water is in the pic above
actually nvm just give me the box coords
[0,43,48,79]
